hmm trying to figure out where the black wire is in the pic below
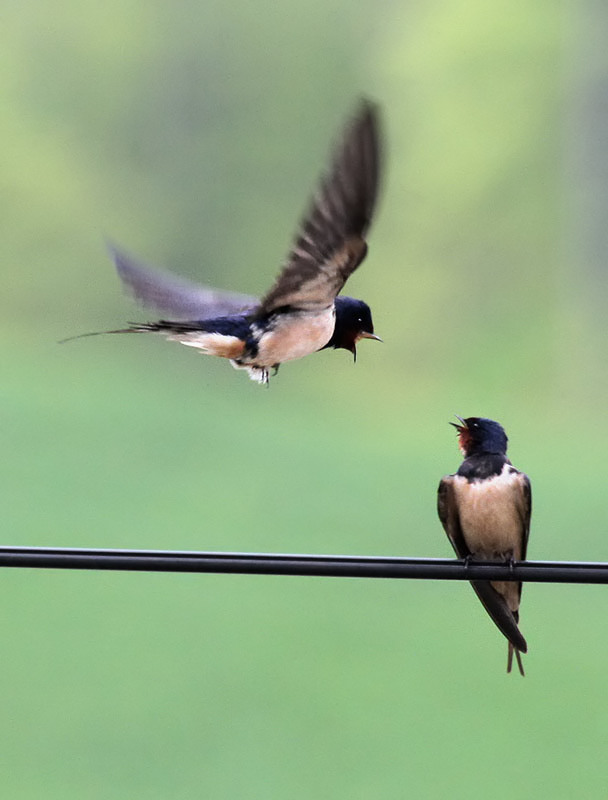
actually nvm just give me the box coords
[0,546,606,583]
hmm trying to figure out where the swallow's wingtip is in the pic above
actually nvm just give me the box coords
[102,234,119,255]
[356,96,380,117]
[343,98,381,134]
[104,240,138,280]
[104,239,127,266]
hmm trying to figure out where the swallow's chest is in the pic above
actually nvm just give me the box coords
[453,470,523,558]
[248,307,336,366]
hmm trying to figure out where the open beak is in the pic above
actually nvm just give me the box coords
[449,415,466,430]
[350,331,382,362]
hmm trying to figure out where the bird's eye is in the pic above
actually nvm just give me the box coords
[357,317,363,324]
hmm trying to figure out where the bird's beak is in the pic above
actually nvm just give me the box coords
[357,331,383,342]
[449,415,466,430]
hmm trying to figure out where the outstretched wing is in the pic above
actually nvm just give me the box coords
[107,243,258,320]
[257,100,381,316]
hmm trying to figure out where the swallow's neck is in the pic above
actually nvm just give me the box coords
[322,326,356,353]
[457,452,509,481]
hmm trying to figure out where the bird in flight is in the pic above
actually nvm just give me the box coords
[68,101,382,384]
[437,416,532,675]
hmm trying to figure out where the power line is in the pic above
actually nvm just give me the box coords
[0,546,606,583]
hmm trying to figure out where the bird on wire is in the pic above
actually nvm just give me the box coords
[64,100,382,384]
[437,416,532,675]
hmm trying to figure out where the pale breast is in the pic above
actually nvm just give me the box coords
[452,467,525,560]
[253,306,335,365]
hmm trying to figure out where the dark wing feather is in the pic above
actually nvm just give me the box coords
[469,581,527,653]
[509,469,532,619]
[518,472,532,561]
[107,243,259,320]
[257,100,381,315]
[437,476,528,654]
[437,477,471,559]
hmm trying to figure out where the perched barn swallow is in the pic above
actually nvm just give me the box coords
[437,417,532,675]
[67,101,382,384]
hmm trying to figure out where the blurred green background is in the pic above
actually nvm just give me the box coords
[3,0,608,797]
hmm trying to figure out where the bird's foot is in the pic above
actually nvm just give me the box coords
[244,365,270,385]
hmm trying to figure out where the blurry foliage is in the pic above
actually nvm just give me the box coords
[1,1,607,798]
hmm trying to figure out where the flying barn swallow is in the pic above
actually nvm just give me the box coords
[66,101,382,384]
[437,417,532,675]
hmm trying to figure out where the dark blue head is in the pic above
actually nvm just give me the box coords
[324,297,381,360]
[450,416,508,457]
